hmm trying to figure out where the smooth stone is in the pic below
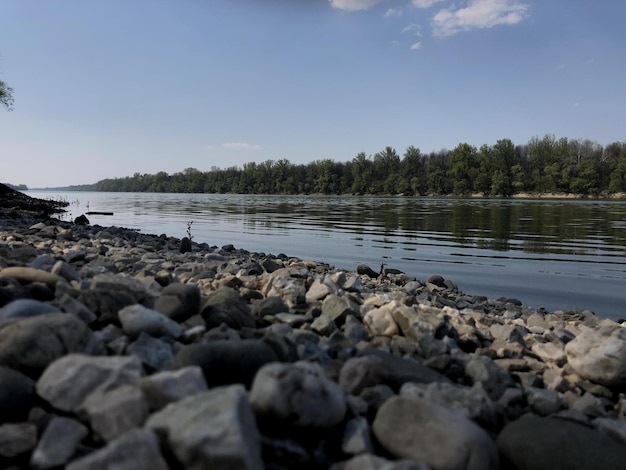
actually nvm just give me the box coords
[497,414,626,470]
[126,332,174,372]
[373,396,499,470]
[250,361,347,428]
[153,282,200,322]
[138,366,208,411]
[524,387,566,416]
[66,428,168,470]
[51,260,81,282]
[0,267,63,288]
[146,385,263,470]
[30,417,89,469]
[118,304,183,338]
[36,353,144,412]
[171,339,279,388]
[565,326,626,386]
[0,366,36,423]
[341,416,374,455]
[0,298,60,321]
[200,286,256,330]
[0,313,100,378]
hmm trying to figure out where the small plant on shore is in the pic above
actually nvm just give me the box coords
[186,221,194,242]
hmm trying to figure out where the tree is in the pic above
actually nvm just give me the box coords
[0,79,14,110]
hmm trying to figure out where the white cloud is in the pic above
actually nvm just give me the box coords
[384,8,403,18]
[222,142,261,151]
[412,0,445,8]
[329,0,383,11]
[432,0,529,37]
[410,42,423,50]
[402,23,422,36]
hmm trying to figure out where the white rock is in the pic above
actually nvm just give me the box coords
[363,304,399,337]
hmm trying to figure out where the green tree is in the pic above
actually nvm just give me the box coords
[0,79,14,110]
[448,143,478,194]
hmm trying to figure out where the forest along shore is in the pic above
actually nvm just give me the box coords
[0,193,625,468]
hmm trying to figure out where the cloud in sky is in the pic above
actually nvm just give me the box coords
[432,0,529,37]
[411,0,445,8]
[402,23,422,36]
[329,0,383,11]
[222,142,261,150]
[384,8,403,18]
[410,42,423,50]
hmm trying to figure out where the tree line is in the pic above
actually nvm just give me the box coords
[93,135,626,197]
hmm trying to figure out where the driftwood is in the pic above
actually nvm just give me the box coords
[86,211,114,215]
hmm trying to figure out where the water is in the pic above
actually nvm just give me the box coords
[26,191,626,321]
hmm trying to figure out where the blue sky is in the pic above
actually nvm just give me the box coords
[1,0,624,187]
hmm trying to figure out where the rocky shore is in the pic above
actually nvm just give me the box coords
[0,205,625,469]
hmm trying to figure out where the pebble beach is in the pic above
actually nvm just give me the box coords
[0,188,625,469]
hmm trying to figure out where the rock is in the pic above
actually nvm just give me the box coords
[146,385,262,470]
[426,274,446,288]
[74,214,90,225]
[400,381,500,431]
[66,428,168,470]
[118,304,183,338]
[0,313,100,378]
[339,355,388,395]
[51,260,81,282]
[341,416,374,455]
[373,396,499,470]
[531,341,566,366]
[138,366,208,410]
[171,339,279,388]
[250,361,347,428]
[356,264,378,278]
[593,417,626,446]
[0,266,63,288]
[179,236,192,253]
[497,414,626,470]
[0,423,37,458]
[90,273,149,305]
[30,416,89,469]
[524,386,566,416]
[306,278,333,301]
[363,304,399,337]
[572,392,608,417]
[153,282,200,322]
[78,289,136,324]
[254,296,289,317]
[200,286,256,330]
[80,384,149,442]
[331,453,431,470]
[0,366,36,423]
[0,298,60,321]
[262,268,307,307]
[311,313,338,336]
[36,353,144,412]
[126,332,174,372]
[321,294,360,326]
[565,325,626,386]
[464,354,516,400]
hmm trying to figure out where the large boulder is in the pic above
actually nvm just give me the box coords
[565,325,626,387]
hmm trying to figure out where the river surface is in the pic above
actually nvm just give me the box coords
[26,191,626,321]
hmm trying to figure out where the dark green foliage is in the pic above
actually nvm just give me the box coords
[92,136,626,197]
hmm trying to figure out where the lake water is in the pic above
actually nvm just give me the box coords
[26,191,626,321]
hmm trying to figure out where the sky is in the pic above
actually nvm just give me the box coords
[1,0,625,188]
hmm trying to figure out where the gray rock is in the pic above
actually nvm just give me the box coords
[90,273,148,304]
[593,417,626,446]
[497,414,626,470]
[524,387,566,416]
[51,260,81,282]
[80,384,149,442]
[400,381,500,431]
[339,355,388,395]
[331,453,431,470]
[0,366,36,423]
[66,428,168,470]
[253,296,289,317]
[171,339,279,388]
[0,298,60,321]
[250,361,347,428]
[118,304,183,338]
[356,264,378,278]
[138,366,208,411]
[146,385,263,470]
[0,422,37,458]
[322,294,360,326]
[565,326,626,387]
[311,312,338,336]
[126,332,175,372]
[342,416,374,455]
[572,392,608,417]
[153,282,200,322]
[200,286,256,330]
[0,313,100,377]
[78,289,136,324]
[464,354,516,400]
[57,293,98,324]
[373,396,499,470]
[306,278,333,301]
[30,416,89,468]
[36,353,144,412]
